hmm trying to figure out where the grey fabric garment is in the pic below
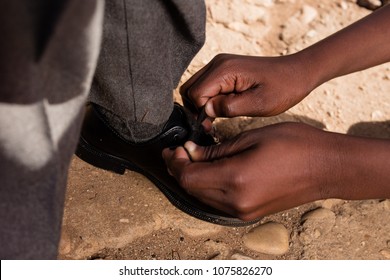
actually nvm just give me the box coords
[89,0,206,142]
[0,0,104,259]
[0,0,205,259]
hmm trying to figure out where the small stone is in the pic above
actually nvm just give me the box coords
[227,22,251,35]
[300,5,318,24]
[313,229,321,238]
[280,6,317,44]
[380,248,390,259]
[119,218,129,223]
[204,240,229,260]
[371,110,384,120]
[230,253,253,260]
[382,199,390,211]
[280,15,302,43]
[226,21,269,39]
[299,208,336,244]
[306,30,317,38]
[255,0,275,8]
[242,6,266,24]
[301,208,336,222]
[209,253,223,260]
[243,222,289,255]
[173,216,221,237]
[58,232,72,255]
[321,199,344,209]
[339,1,348,10]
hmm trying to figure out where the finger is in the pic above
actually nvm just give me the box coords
[164,145,260,216]
[182,67,237,111]
[201,117,213,132]
[180,61,214,112]
[162,146,190,176]
[180,62,212,97]
[206,88,265,118]
[163,146,232,191]
[162,147,238,215]
[184,133,254,162]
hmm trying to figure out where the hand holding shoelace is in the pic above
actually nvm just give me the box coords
[163,122,390,220]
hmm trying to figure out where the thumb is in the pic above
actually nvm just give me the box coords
[162,146,191,176]
[184,136,251,162]
[206,89,263,118]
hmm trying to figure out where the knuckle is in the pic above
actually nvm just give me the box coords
[213,54,237,70]
[220,100,236,117]
[214,53,228,62]
[231,198,255,221]
[237,211,258,222]
[229,171,247,188]
[226,170,258,221]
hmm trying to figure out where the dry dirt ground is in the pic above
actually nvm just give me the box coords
[59,0,390,260]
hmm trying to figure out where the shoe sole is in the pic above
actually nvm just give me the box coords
[75,136,260,227]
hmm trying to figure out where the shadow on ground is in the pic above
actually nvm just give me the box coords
[347,121,390,139]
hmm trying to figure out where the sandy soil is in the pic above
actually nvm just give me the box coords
[59,0,390,260]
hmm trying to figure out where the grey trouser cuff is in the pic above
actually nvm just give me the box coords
[89,0,206,142]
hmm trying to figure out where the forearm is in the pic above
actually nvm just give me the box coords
[325,133,390,200]
[296,4,390,90]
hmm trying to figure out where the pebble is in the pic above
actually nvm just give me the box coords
[175,218,221,237]
[371,110,384,120]
[380,248,390,259]
[339,1,348,10]
[227,22,252,36]
[230,253,254,260]
[280,5,317,44]
[209,1,266,26]
[58,232,72,255]
[251,0,275,8]
[300,5,318,24]
[243,222,289,255]
[306,30,317,38]
[280,16,304,44]
[301,208,336,223]
[381,199,390,211]
[299,208,336,244]
[242,6,266,24]
[321,199,344,209]
[204,240,229,260]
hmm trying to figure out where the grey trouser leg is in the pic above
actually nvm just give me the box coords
[89,0,206,142]
[0,0,104,259]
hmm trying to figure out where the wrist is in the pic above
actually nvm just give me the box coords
[313,131,390,200]
[292,48,330,94]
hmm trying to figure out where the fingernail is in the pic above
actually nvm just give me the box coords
[184,141,197,154]
[162,147,173,160]
[184,141,197,161]
[205,101,216,118]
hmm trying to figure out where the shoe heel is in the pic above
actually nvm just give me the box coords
[75,137,126,175]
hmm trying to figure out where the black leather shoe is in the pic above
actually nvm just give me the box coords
[76,103,259,226]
